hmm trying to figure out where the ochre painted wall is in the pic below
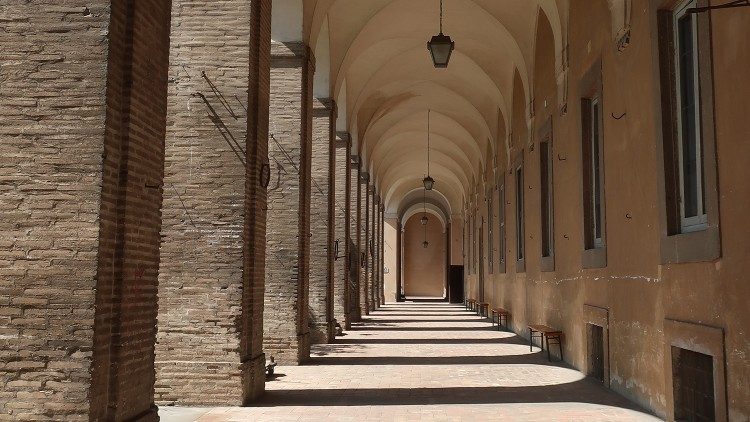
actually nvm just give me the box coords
[403,213,446,298]
[464,2,750,419]
[383,218,399,302]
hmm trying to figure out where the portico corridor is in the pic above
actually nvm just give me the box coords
[160,302,657,421]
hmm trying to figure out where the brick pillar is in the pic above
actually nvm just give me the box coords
[380,205,387,306]
[0,2,169,420]
[359,174,371,316]
[372,193,380,309]
[333,133,352,329]
[264,41,313,365]
[309,98,336,344]
[396,221,404,302]
[241,0,273,401]
[368,186,377,311]
[156,0,269,405]
[349,157,362,322]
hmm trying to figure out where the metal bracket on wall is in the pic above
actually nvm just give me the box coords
[688,0,749,13]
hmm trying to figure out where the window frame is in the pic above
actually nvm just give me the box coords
[539,120,555,272]
[673,0,707,233]
[580,59,608,269]
[487,187,494,274]
[514,156,525,273]
[498,181,506,273]
[655,0,720,264]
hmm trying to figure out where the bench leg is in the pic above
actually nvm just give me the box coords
[558,336,563,362]
[545,335,551,361]
[529,329,533,352]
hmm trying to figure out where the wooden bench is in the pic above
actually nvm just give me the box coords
[528,324,564,362]
[477,302,489,317]
[490,307,510,331]
[465,298,477,312]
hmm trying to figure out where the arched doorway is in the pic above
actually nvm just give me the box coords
[402,213,447,299]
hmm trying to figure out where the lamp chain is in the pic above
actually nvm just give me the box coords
[440,0,443,33]
[427,109,431,176]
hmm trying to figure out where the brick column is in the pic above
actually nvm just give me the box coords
[378,203,385,306]
[309,98,336,343]
[264,41,313,365]
[360,173,371,316]
[156,0,269,405]
[368,186,377,311]
[333,133,352,329]
[372,193,380,309]
[396,221,404,302]
[0,2,170,420]
[349,157,362,322]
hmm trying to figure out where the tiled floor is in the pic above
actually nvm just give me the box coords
[159,302,660,421]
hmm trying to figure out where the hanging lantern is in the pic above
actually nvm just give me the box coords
[423,110,435,190]
[422,240,429,248]
[421,215,429,225]
[427,0,455,68]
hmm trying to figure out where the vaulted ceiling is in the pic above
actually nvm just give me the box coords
[278,0,572,221]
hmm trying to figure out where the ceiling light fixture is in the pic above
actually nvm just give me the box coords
[423,110,435,191]
[427,0,455,68]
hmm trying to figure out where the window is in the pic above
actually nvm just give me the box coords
[656,0,720,263]
[487,189,494,274]
[498,183,506,272]
[472,212,477,274]
[673,1,706,233]
[540,131,554,259]
[474,214,478,274]
[582,96,606,250]
[515,163,524,264]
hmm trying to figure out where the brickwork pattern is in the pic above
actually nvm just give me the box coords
[155,0,260,406]
[372,191,380,309]
[90,2,171,419]
[349,160,362,321]
[309,98,335,344]
[359,176,370,316]
[332,134,351,329]
[0,3,111,419]
[264,41,313,365]
[240,0,272,402]
[367,186,376,311]
[0,2,171,420]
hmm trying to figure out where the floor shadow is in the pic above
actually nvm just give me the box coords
[334,336,521,345]
[348,325,496,331]
[306,353,562,366]
[362,318,489,323]
[255,381,654,414]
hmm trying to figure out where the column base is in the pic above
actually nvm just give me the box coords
[309,321,335,344]
[129,405,160,422]
[241,353,266,403]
